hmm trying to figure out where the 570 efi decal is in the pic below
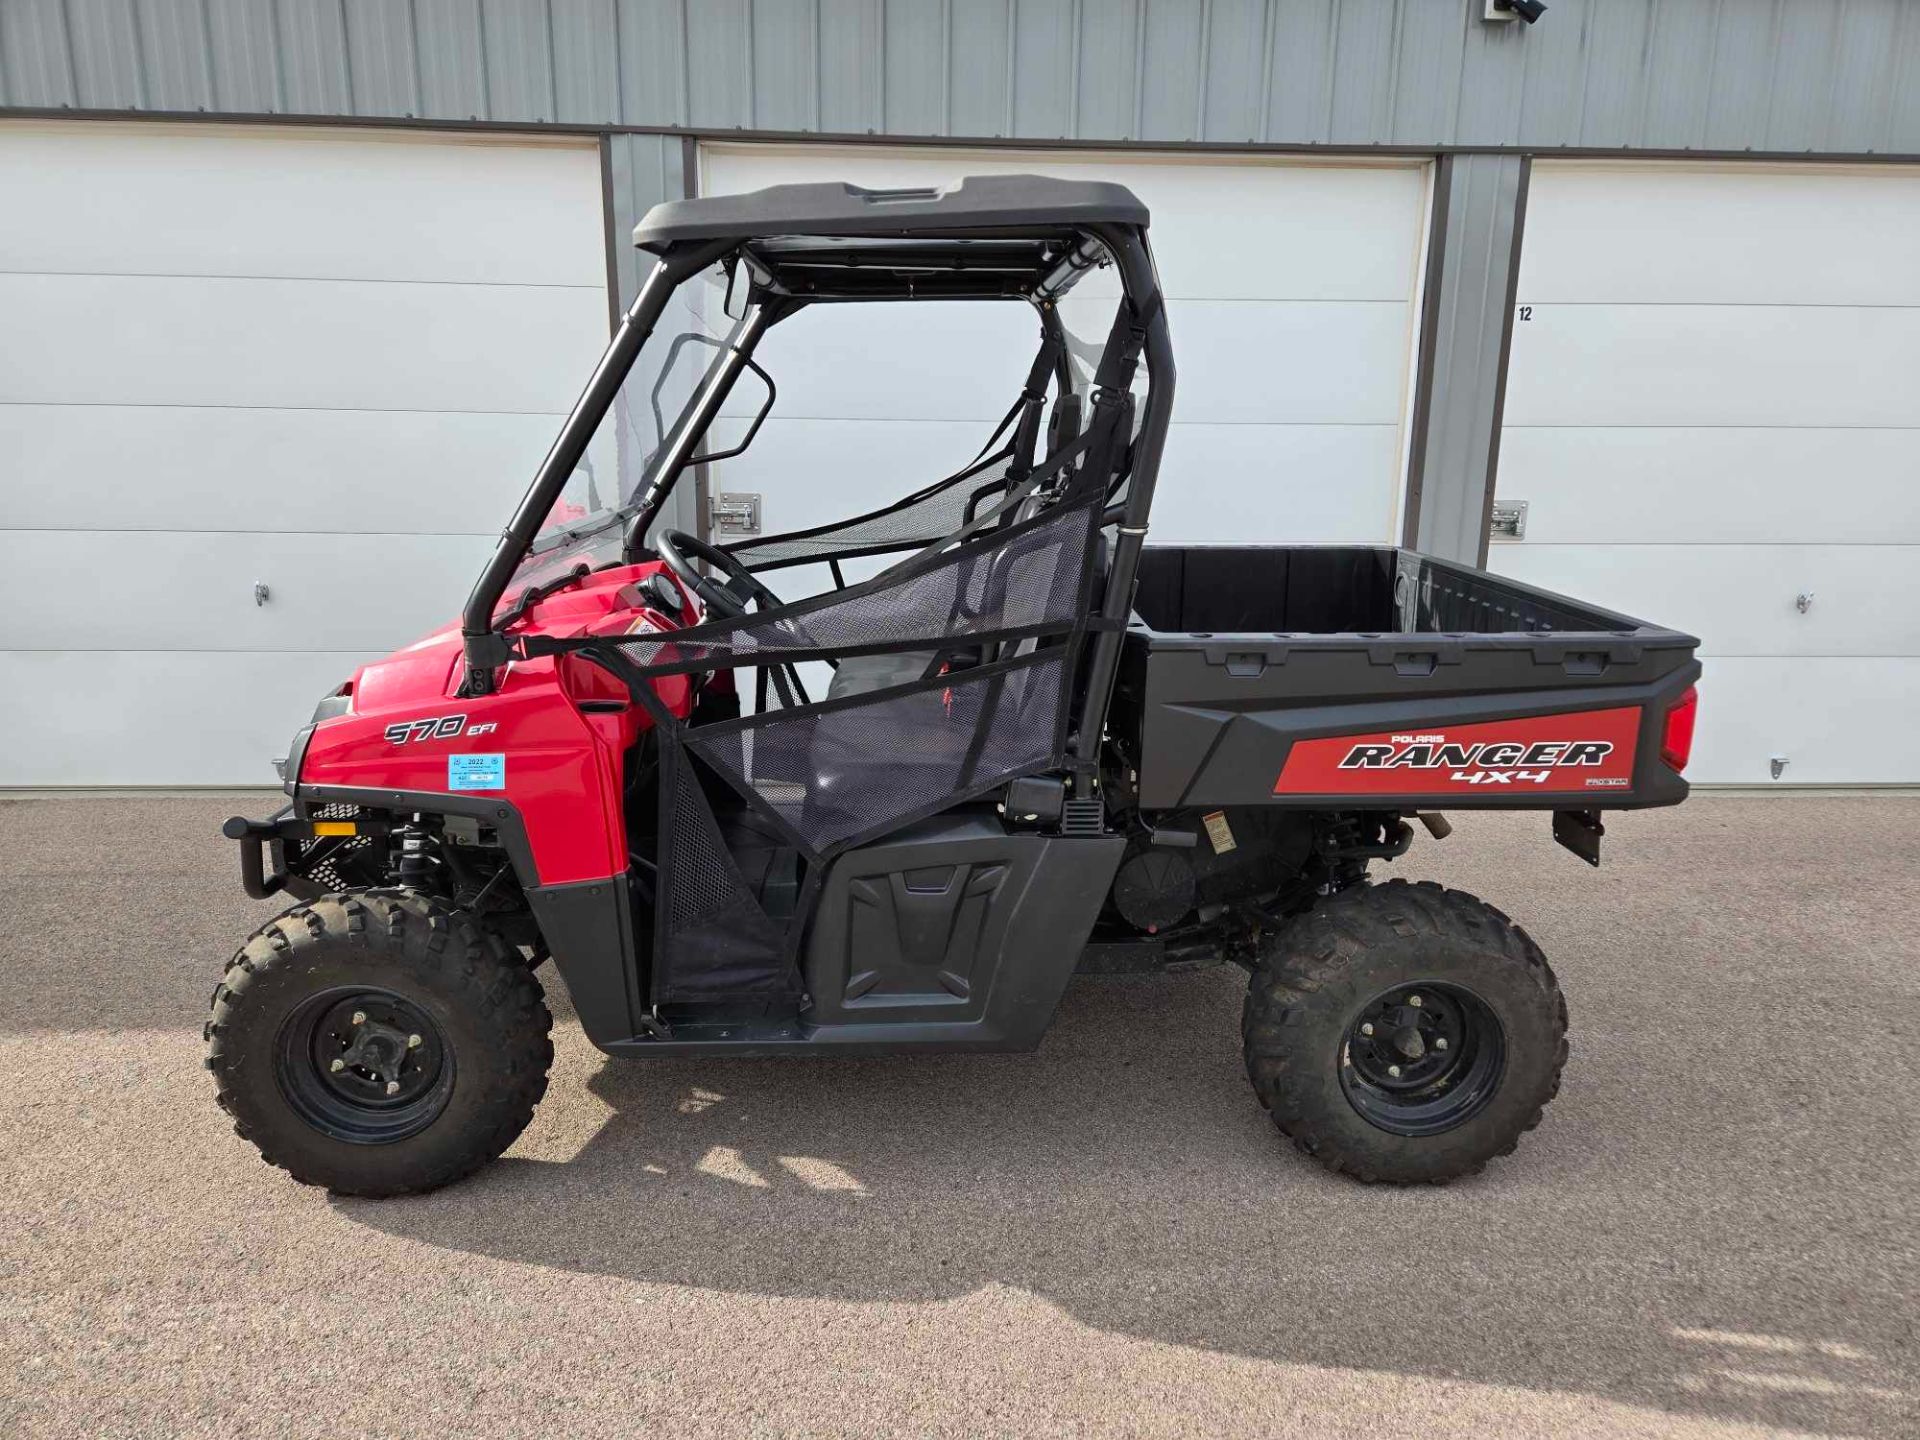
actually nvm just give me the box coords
[1273,707,1641,795]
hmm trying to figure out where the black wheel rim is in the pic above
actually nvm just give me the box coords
[274,987,454,1144]
[1338,982,1505,1137]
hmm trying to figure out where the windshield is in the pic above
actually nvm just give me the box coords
[498,266,750,605]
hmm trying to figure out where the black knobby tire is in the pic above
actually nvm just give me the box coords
[205,890,553,1198]
[1241,879,1568,1184]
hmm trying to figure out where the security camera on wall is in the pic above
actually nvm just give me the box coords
[1485,0,1547,22]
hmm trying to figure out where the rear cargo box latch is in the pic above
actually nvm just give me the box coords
[1224,652,1266,678]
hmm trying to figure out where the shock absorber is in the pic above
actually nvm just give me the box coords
[1315,812,1412,891]
[395,823,433,890]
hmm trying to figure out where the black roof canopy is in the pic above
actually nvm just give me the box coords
[633,174,1149,250]
[633,175,1147,299]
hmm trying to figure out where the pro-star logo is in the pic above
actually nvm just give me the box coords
[1339,734,1614,786]
[1273,708,1642,796]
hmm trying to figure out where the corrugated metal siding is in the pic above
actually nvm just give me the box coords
[5,0,1920,156]
[606,131,685,306]
[1412,152,1525,564]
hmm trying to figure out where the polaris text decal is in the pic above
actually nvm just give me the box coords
[1273,708,1642,796]
[383,713,500,745]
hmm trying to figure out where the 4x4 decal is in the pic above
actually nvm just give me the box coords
[382,714,499,745]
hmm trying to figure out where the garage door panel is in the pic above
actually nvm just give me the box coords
[1164,301,1414,425]
[1495,161,1920,785]
[1123,163,1425,301]
[721,302,1038,423]
[1491,544,1920,658]
[0,273,608,414]
[1494,426,1920,545]
[1150,424,1401,543]
[703,146,1426,301]
[0,124,605,287]
[1,122,607,785]
[1687,658,1920,785]
[0,650,380,787]
[2,531,492,654]
[1501,304,1920,429]
[1517,165,1920,307]
[0,405,557,534]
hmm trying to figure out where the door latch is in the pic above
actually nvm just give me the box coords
[1488,501,1528,541]
[709,492,762,538]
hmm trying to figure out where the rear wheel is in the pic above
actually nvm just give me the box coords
[206,890,552,1197]
[1241,879,1567,1184]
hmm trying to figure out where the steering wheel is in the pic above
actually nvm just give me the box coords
[654,529,785,621]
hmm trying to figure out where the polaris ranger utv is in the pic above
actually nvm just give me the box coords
[211,176,1701,1196]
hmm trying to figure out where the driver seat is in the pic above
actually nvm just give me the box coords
[825,651,937,701]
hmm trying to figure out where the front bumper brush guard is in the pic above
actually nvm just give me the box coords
[223,808,388,900]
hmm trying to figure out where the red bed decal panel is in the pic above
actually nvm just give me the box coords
[1273,707,1642,796]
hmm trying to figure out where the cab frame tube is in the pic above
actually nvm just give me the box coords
[460,238,734,691]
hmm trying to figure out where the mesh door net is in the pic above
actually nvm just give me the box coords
[688,649,1070,857]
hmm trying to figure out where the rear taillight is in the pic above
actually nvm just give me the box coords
[1660,686,1698,772]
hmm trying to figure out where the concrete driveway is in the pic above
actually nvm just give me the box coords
[2,793,1915,1438]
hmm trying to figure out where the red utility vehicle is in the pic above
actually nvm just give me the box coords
[211,177,1700,1196]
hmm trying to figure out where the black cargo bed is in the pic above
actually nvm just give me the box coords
[1113,546,1701,812]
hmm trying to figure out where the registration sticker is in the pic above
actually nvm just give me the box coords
[448,753,506,791]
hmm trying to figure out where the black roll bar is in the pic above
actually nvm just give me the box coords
[1065,223,1175,784]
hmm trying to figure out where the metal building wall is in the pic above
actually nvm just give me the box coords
[1408,152,1528,562]
[4,1,1918,154]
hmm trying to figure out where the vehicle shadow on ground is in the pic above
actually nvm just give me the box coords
[348,970,1914,1439]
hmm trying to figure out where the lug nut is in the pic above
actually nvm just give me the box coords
[351,1011,366,1026]
[1435,1037,1448,1051]
[1408,995,1422,1008]
[1360,1022,1374,1036]
[407,1033,423,1049]
[329,1058,346,1073]
[385,1081,401,1096]
[1387,1064,1402,1078]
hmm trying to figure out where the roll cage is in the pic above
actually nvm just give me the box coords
[459,175,1175,779]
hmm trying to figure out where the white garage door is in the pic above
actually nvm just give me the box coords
[698,144,1431,557]
[0,122,609,785]
[1492,161,1920,785]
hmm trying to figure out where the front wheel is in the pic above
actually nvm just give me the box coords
[206,890,552,1197]
[1241,879,1568,1184]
